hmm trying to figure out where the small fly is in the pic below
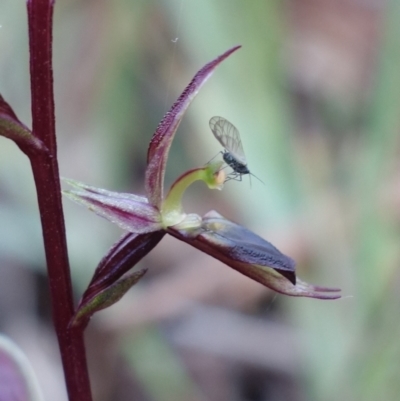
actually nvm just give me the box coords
[209,116,263,184]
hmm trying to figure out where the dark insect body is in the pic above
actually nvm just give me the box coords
[209,116,263,183]
[222,151,249,180]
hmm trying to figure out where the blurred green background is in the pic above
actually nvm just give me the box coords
[1,1,400,400]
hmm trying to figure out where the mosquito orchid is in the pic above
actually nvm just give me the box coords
[59,46,340,328]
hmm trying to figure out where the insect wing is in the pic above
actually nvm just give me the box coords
[209,116,247,165]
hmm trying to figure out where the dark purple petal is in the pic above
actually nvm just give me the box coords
[87,231,165,296]
[71,231,165,328]
[167,211,341,299]
[63,181,162,233]
[201,213,296,282]
[0,94,46,156]
[145,45,241,208]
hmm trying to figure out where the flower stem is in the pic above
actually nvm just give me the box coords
[27,1,92,400]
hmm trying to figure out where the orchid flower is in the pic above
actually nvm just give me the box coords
[61,46,340,327]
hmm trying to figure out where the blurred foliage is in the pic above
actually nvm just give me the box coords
[1,0,400,401]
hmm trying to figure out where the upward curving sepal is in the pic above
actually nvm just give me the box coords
[145,46,241,208]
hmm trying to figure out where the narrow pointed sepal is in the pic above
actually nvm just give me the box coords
[85,231,165,299]
[145,46,241,208]
[0,94,47,156]
[72,231,164,329]
[70,269,147,329]
[63,179,162,233]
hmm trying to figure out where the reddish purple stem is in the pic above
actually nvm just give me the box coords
[27,1,92,400]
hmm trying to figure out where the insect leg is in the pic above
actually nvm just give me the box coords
[206,151,224,165]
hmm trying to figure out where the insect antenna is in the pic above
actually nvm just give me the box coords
[225,170,264,186]
[249,172,265,185]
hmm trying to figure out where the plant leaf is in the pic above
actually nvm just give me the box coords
[145,45,241,208]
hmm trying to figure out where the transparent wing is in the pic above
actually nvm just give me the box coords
[209,116,247,165]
